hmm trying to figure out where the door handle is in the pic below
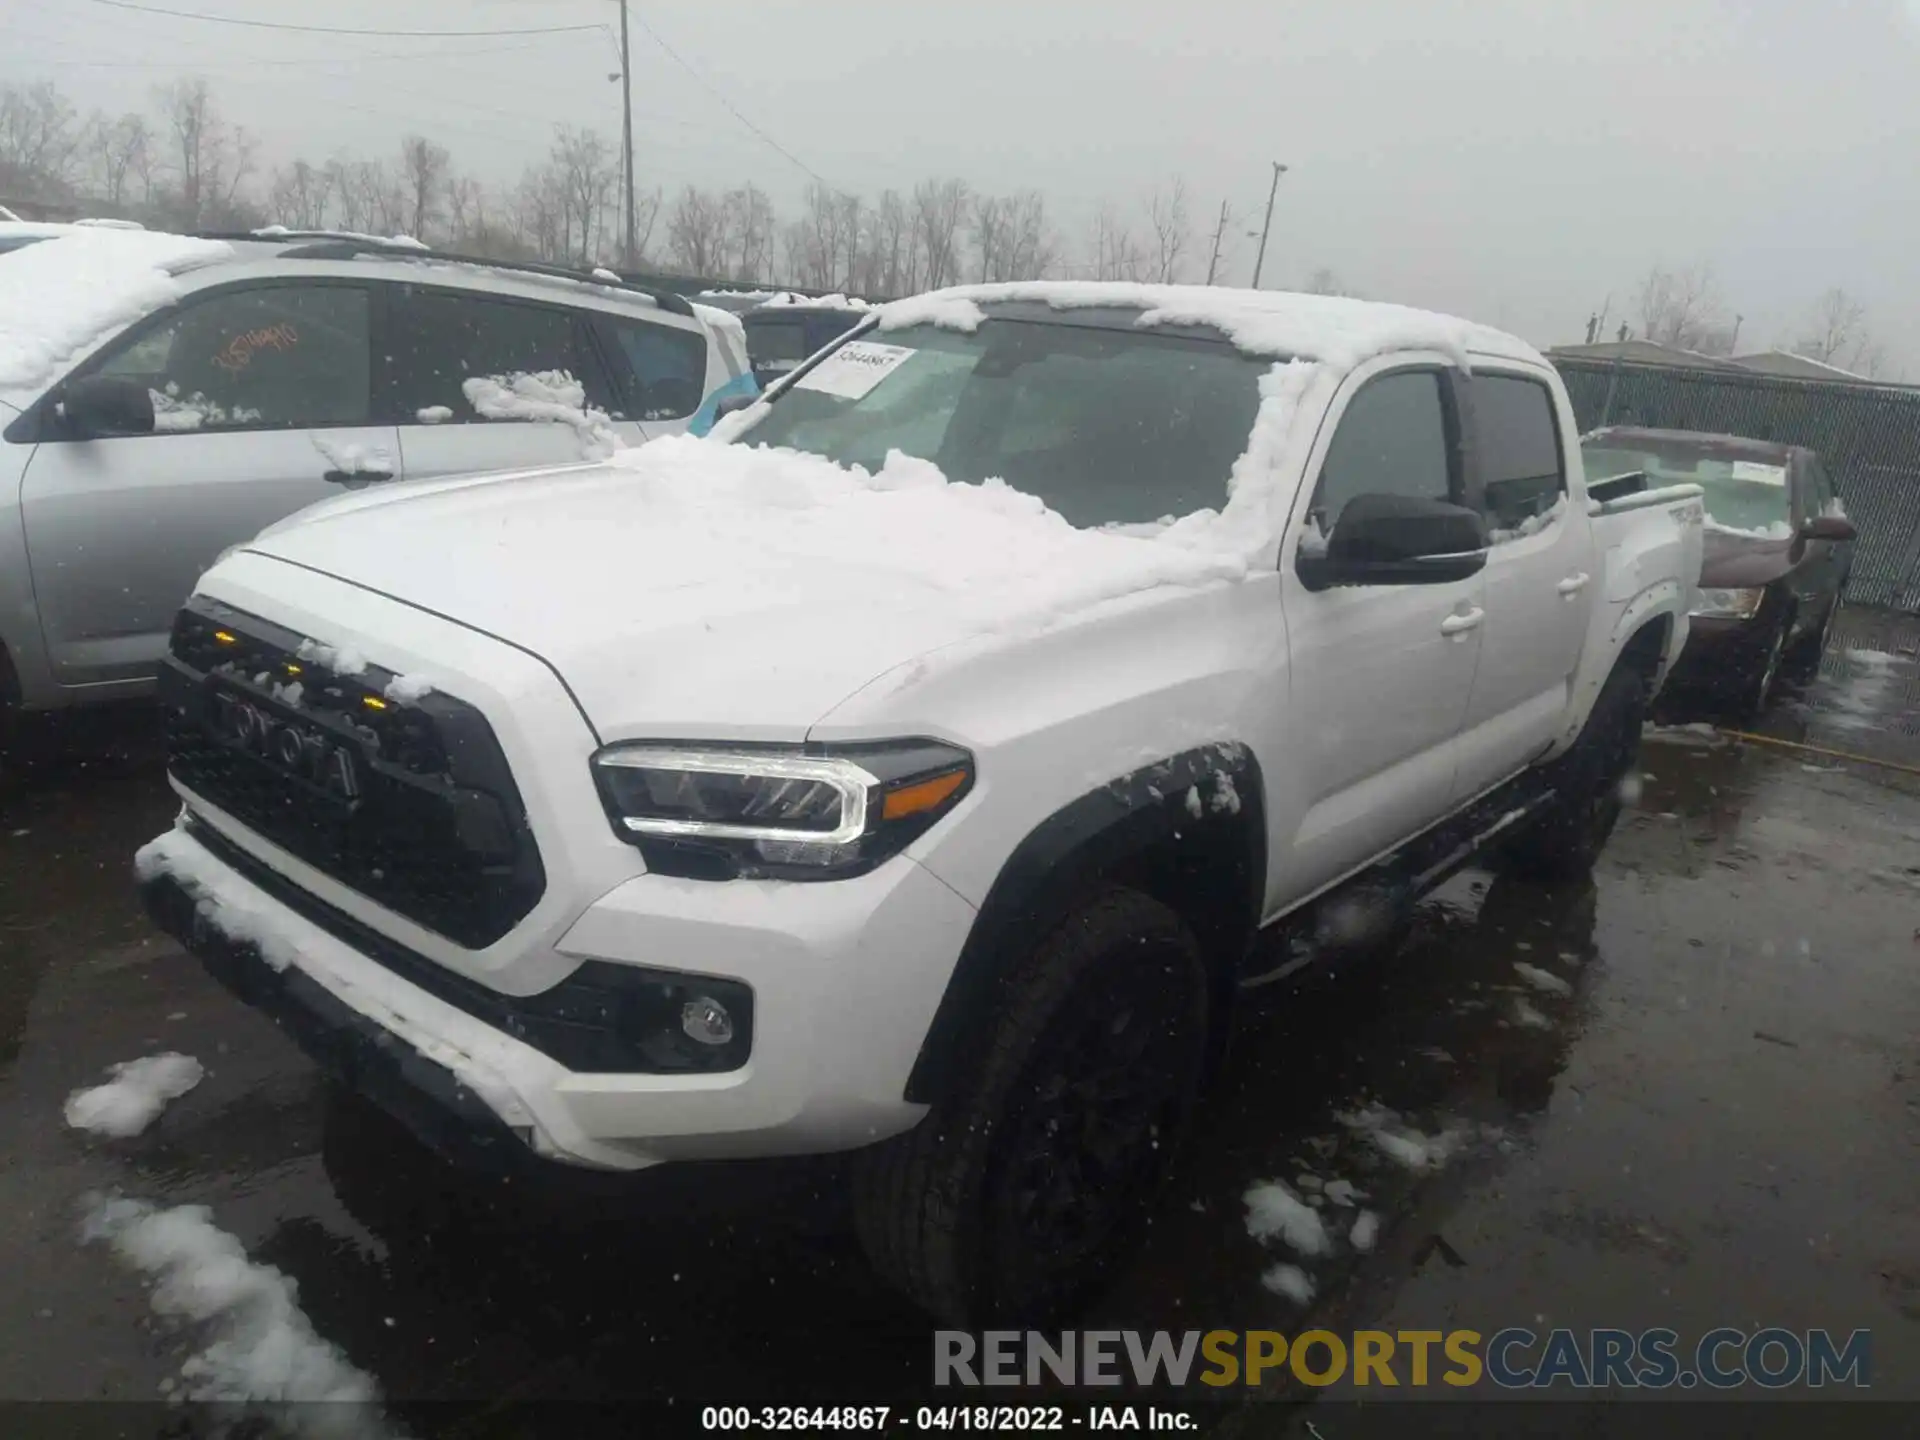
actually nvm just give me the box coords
[1440,606,1485,638]
[322,468,394,486]
[1556,572,1591,597]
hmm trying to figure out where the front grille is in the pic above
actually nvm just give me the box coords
[162,599,545,949]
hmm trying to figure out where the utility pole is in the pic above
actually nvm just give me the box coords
[619,0,637,270]
[1250,161,1287,290]
[1205,198,1231,286]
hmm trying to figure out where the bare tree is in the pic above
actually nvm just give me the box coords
[1789,287,1888,375]
[970,193,1007,282]
[86,111,151,211]
[666,184,728,277]
[550,127,618,263]
[911,177,969,291]
[1634,262,1730,353]
[398,135,450,242]
[1304,266,1355,297]
[269,159,333,230]
[0,82,81,198]
[1088,203,1145,281]
[1146,177,1190,283]
[155,78,253,227]
[866,189,911,297]
[720,183,775,283]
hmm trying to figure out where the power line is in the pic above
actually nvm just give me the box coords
[82,0,609,39]
[625,10,828,187]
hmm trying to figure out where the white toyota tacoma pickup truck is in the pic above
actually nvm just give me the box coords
[135,283,1703,1323]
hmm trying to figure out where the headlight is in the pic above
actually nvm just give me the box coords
[592,740,973,880]
[1691,586,1765,620]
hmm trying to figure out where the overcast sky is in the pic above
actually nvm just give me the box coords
[9,0,1920,375]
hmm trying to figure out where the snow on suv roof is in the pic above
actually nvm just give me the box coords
[877,281,1540,372]
[0,228,233,394]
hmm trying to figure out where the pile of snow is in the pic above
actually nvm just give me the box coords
[0,229,232,395]
[1705,517,1793,541]
[254,224,427,252]
[312,437,392,477]
[1260,1264,1315,1304]
[1826,648,1901,731]
[876,281,1532,371]
[1244,1181,1331,1257]
[415,405,452,424]
[759,290,872,312]
[1349,1211,1380,1253]
[581,437,1254,639]
[463,369,623,460]
[383,673,433,703]
[1488,494,1568,544]
[1512,961,1573,997]
[294,638,369,677]
[1335,1102,1487,1173]
[64,1054,204,1138]
[152,387,260,432]
[1511,997,1554,1030]
[81,1195,394,1432]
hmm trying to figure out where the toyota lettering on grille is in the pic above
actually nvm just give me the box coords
[211,690,361,801]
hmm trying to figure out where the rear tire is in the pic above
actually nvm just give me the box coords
[1507,662,1647,884]
[851,887,1210,1325]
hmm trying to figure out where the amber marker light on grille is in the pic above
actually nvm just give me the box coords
[881,768,969,821]
[362,696,388,711]
[213,630,237,645]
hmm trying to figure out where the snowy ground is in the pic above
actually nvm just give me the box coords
[0,612,1915,1435]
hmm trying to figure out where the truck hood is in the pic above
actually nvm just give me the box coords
[239,441,1247,738]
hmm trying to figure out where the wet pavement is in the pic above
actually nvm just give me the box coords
[0,613,1916,1436]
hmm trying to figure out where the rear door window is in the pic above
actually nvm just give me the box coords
[384,287,616,423]
[1472,373,1565,534]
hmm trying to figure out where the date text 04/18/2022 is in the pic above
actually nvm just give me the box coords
[700,1406,1196,1431]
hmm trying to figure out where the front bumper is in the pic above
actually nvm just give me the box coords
[140,812,977,1171]
[1666,612,1774,692]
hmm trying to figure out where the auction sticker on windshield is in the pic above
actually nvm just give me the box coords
[795,340,915,400]
[1729,460,1787,486]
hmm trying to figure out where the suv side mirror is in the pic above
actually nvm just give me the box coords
[1298,492,1488,591]
[58,376,155,438]
[1800,514,1856,543]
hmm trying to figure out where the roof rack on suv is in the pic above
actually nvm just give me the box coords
[249,235,696,317]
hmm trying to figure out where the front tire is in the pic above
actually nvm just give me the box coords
[1734,617,1788,721]
[1507,662,1647,883]
[852,888,1210,1324]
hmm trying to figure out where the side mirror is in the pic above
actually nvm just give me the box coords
[1298,492,1488,591]
[58,375,155,438]
[1799,514,1856,543]
[714,391,759,419]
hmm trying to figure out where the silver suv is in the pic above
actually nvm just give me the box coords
[0,230,755,713]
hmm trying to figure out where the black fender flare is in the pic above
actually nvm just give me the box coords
[903,742,1267,1105]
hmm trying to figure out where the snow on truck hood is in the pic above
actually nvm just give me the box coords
[236,437,1251,736]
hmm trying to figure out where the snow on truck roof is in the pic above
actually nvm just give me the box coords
[877,281,1541,372]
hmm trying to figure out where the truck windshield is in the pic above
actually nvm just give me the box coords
[737,317,1266,529]
[1583,441,1791,533]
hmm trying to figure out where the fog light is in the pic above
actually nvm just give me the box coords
[681,996,734,1046]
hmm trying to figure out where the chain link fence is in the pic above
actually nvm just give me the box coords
[1552,358,1920,613]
